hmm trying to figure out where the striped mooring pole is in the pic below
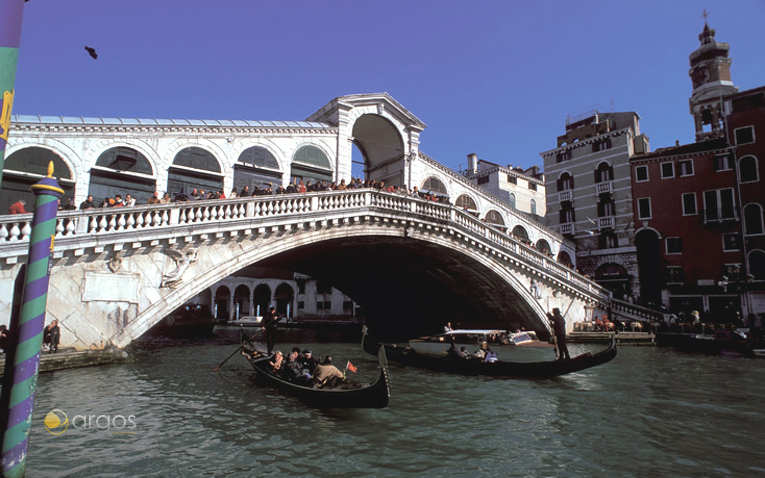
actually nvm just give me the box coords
[0,163,63,477]
[0,0,25,186]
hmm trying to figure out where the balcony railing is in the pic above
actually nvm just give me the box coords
[559,222,575,235]
[558,190,572,203]
[595,181,612,194]
[598,217,614,229]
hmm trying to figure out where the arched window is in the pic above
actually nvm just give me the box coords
[744,203,764,236]
[421,176,447,195]
[234,285,251,319]
[749,250,765,280]
[484,210,504,226]
[235,146,282,192]
[557,250,573,267]
[530,199,537,216]
[508,193,516,209]
[512,225,529,242]
[455,194,477,211]
[91,146,156,204]
[168,147,224,197]
[253,284,272,318]
[557,172,574,191]
[536,239,551,254]
[739,156,759,183]
[595,162,613,183]
[291,145,333,184]
[1,147,75,212]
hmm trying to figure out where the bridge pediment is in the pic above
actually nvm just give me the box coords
[307,93,427,132]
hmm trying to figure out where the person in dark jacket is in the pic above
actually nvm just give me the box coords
[548,308,570,360]
[261,306,279,354]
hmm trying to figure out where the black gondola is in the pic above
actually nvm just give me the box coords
[242,346,391,408]
[361,326,616,379]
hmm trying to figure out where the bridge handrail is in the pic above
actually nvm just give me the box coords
[417,152,568,244]
[609,298,667,323]
[0,188,605,299]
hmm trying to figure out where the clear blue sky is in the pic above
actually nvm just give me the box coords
[12,0,765,174]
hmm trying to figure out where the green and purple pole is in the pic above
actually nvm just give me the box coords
[0,163,62,478]
[0,0,26,187]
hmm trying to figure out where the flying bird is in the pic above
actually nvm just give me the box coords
[84,46,98,60]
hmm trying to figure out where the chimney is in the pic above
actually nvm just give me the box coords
[467,153,478,174]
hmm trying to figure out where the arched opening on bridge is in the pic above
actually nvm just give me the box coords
[234,146,282,193]
[595,263,631,297]
[253,284,272,317]
[1,147,75,213]
[557,250,573,267]
[421,176,448,197]
[214,286,230,321]
[290,145,333,185]
[352,114,404,187]
[90,147,156,204]
[455,194,478,217]
[536,239,551,255]
[234,285,251,319]
[484,210,506,232]
[749,249,765,280]
[275,283,295,318]
[168,147,224,197]
[512,225,529,242]
[635,229,662,305]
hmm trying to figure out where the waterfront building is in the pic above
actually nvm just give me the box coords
[629,22,765,320]
[461,153,546,224]
[541,111,648,298]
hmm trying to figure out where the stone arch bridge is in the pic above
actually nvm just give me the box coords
[0,189,612,349]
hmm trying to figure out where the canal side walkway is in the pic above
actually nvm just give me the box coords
[568,331,656,345]
[0,347,134,378]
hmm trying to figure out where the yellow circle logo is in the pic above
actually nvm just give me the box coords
[44,409,69,435]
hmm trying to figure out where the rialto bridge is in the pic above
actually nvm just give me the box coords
[0,93,627,349]
[0,189,611,349]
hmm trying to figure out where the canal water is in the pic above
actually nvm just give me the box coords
[24,336,765,478]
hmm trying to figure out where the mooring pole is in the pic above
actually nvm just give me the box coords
[0,162,63,478]
[0,0,26,188]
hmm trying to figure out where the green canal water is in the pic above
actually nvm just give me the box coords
[23,337,765,477]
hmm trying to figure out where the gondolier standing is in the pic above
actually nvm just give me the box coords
[548,308,570,361]
[262,306,279,354]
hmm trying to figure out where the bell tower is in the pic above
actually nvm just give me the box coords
[688,13,738,142]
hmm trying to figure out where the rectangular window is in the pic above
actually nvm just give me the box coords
[343,300,353,311]
[666,267,684,284]
[477,176,489,185]
[722,233,741,251]
[297,279,306,294]
[323,301,332,311]
[661,162,675,179]
[297,301,304,310]
[316,281,332,294]
[734,125,755,145]
[704,189,736,222]
[682,192,697,216]
[665,237,683,254]
[678,159,694,177]
[528,182,537,191]
[592,138,612,152]
[635,165,649,182]
[714,154,732,171]
[507,174,517,184]
[556,150,571,163]
[316,301,323,310]
[637,197,652,220]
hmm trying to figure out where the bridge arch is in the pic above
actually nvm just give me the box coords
[1,145,77,211]
[112,219,560,346]
[290,143,334,184]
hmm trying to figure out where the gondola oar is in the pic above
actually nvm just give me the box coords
[214,328,263,372]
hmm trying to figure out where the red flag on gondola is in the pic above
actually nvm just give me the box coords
[346,361,358,373]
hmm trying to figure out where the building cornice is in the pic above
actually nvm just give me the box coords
[540,127,632,158]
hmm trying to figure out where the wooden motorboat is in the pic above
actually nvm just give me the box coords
[362,326,616,379]
[408,329,556,362]
[242,346,391,408]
